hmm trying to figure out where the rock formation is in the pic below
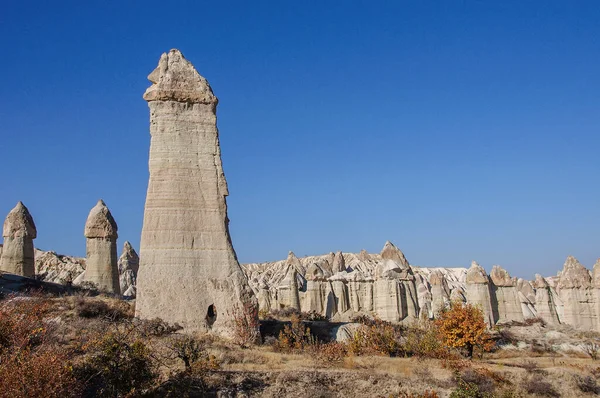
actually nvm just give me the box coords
[557,256,595,330]
[135,49,257,336]
[118,241,139,297]
[84,200,120,294]
[0,202,37,277]
[490,265,523,323]
[465,261,495,326]
[533,274,560,325]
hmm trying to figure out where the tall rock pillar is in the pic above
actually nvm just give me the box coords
[135,49,257,336]
[0,202,37,277]
[465,261,495,327]
[84,200,120,294]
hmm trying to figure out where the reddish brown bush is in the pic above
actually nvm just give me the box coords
[0,347,81,398]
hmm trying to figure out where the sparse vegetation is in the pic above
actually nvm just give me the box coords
[0,292,596,397]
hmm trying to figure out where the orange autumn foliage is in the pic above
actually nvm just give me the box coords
[434,301,494,358]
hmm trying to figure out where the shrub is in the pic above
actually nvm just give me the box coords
[458,368,495,396]
[347,317,403,356]
[449,378,489,398]
[521,374,560,397]
[311,341,347,366]
[435,302,494,358]
[230,302,260,348]
[0,296,51,351]
[272,314,316,353]
[0,347,81,398]
[575,375,600,394]
[0,296,82,398]
[403,322,450,359]
[136,317,183,337]
[76,327,156,397]
[583,341,600,360]
[397,391,441,398]
[167,335,218,373]
[524,317,546,327]
[75,298,130,321]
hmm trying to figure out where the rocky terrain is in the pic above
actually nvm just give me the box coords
[243,241,600,331]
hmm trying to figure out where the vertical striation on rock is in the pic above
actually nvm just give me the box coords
[135,49,257,336]
[557,256,595,329]
[489,265,523,323]
[0,202,37,277]
[84,200,120,294]
[465,261,495,326]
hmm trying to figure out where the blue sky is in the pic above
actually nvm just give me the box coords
[1,1,599,278]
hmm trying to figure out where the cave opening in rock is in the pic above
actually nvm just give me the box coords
[206,304,217,327]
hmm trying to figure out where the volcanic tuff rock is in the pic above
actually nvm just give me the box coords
[135,49,257,336]
[118,241,139,297]
[242,243,600,330]
[556,256,596,330]
[0,202,37,277]
[465,261,495,326]
[84,200,120,294]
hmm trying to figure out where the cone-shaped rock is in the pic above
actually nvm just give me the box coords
[380,241,409,268]
[84,200,120,294]
[0,202,37,277]
[118,241,139,297]
[332,251,346,273]
[135,49,257,336]
[557,256,595,329]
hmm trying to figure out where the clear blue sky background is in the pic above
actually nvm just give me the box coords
[1,1,599,279]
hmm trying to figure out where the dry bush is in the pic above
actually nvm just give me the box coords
[583,341,600,360]
[0,346,81,398]
[272,314,316,353]
[403,322,452,359]
[0,295,82,397]
[521,374,559,397]
[268,307,302,319]
[75,297,131,321]
[457,368,496,396]
[167,334,219,373]
[0,296,52,350]
[230,302,260,347]
[397,391,441,398]
[449,378,488,398]
[496,327,519,346]
[524,317,547,327]
[310,341,347,367]
[347,317,403,356]
[435,302,494,358]
[575,375,600,394]
[75,325,157,397]
[136,317,183,337]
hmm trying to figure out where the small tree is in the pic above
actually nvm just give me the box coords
[435,302,493,358]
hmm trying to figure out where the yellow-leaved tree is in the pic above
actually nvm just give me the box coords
[435,301,494,358]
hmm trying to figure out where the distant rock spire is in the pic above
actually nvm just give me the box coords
[84,200,120,294]
[332,251,346,273]
[118,241,139,296]
[380,241,409,268]
[0,202,37,277]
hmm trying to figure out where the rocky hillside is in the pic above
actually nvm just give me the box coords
[242,241,600,331]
